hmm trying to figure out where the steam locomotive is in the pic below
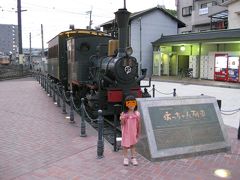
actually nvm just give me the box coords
[47,8,150,116]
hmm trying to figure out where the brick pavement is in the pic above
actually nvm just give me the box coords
[0,77,240,180]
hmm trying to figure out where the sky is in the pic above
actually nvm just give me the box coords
[0,0,176,49]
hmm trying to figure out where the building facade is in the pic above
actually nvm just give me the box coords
[176,0,228,33]
[222,0,240,29]
[152,28,240,83]
[101,6,185,77]
[0,24,18,58]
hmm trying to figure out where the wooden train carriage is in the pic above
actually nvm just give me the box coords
[47,29,111,88]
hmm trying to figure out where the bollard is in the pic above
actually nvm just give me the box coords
[217,99,222,110]
[37,72,40,84]
[80,98,87,137]
[97,110,104,159]
[44,75,47,91]
[53,83,56,102]
[39,74,41,85]
[152,84,155,98]
[40,74,43,87]
[49,80,52,97]
[173,88,176,97]
[69,91,75,123]
[113,104,122,152]
[238,121,240,140]
[43,75,45,90]
[46,77,49,95]
[44,75,46,89]
[57,84,61,107]
[62,86,67,114]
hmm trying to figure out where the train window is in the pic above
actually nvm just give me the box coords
[48,45,58,58]
[79,42,90,52]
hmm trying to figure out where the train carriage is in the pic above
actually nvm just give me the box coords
[47,29,111,88]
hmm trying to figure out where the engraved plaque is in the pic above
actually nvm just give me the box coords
[136,96,230,161]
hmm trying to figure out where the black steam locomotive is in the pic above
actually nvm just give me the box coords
[47,8,150,116]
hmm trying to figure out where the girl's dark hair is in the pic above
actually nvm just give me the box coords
[123,95,137,112]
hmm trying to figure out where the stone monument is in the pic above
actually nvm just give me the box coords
[136,95,230,161]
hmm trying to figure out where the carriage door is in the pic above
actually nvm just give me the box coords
[67,38,76,87]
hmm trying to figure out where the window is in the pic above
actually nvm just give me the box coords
[48,45,58,59]
[201,1,217,9]
[212,1,217,6]
[182,6,192,17]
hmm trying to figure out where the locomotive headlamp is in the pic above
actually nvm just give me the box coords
[125,47,133,56]
[126,100,137,107]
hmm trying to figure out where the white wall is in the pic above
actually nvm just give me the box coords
[130,10,178,77]
[227,1,240,29]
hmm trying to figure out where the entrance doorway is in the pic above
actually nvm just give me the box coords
[153,51,161,76]
[178,55,189,75]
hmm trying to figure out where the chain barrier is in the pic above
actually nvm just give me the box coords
[71,97,81,112]
[148,88,153,92]
[55,84,62,96]
[82,104,98,123]
[147,85,176,97]
[154,88,174,95]
[52,83,57,102]
[62,90,71,102]
[221,108,240,115]
[61,89,97,123]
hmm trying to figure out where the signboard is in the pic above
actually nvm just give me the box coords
[136,96,230,161]
[19,54,24,64]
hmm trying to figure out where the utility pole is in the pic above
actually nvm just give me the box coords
[41,24,44,57]
[86,10,92,29]
[29,32,32,69]
[41,24,46,72]
[17,0,22,54]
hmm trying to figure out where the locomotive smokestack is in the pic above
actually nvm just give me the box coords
[115,8,130,57]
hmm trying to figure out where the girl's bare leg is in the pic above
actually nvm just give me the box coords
[130,145,136,158]
[130,145,138,165]
[123,147,128,158]
[123,147,129,165]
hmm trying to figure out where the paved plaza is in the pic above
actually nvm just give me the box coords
[0,77,239,180]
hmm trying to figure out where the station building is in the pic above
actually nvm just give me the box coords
[152,28,240,82]
[152,0,240,83]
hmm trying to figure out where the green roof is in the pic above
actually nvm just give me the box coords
[152,28,240,45]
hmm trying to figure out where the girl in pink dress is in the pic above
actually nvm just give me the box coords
[120,95,141,166]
